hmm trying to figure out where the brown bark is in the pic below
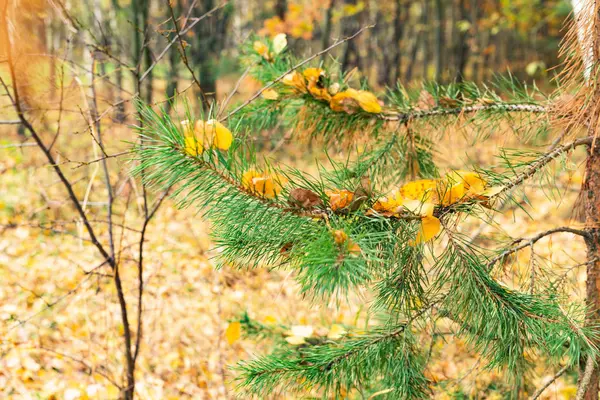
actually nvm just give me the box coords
[581,143,600,399]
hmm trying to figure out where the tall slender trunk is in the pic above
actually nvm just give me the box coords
[341,0,362,72]
[434,0,444,82]
[142,0,153,104]
[421,0,430,80]
[390,0,408,86]
[574,1,600,398]
[321,0,335,63]
[582,145,600,398]
[454,0,469,82]
[166,0,181,114]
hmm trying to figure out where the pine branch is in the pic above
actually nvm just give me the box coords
[380,103,547,122]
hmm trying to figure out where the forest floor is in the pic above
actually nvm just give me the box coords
[0,79,591,399]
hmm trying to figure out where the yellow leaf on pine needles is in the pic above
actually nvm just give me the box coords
[302,67,325,82]
[272,33,287,54]
[261,88,279,100]
[373,189,405,215]
[329,88,382,113]
[412,215,441,245]
[332,229,349,245]
[282,71,307,93]
[242,169,287,199]
[437,181,465,206]
[285,336,307,345]
[447,170,486,194]
[183,136,204,156]
[400,179,437,201]
[327,324,347,340]
[403,199,435,217]
[348,88,382,113]
[326,189,354,211]
[225,321,241,345]
[204,119,233,151]
[181,119,233,155]
[253,40,270,60]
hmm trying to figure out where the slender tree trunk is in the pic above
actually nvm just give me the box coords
[275,0,287,20]
[390,0,408,86]
[582,146,600,398]
[574,1,600,398]
[341,0,362,72]
[421,0,430,80]
[434,0,444,82]
[321,0,335,63]
[454,0,469,82]
[142,0,153,104]
[405,1,427,82]
[165,0,180,114]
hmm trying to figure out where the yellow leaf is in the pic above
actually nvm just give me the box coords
[327,324,347,339]
[291,325,313,337]
[225,321,242,345]
[412,215,441,245]
[281,71,306,93]
[182,121,204,156]
[446,170,486,195]
[400,179,437,201]
[242,169,287,198]
[438,181,465,206]
[348,88,382,113]
[330,90,358,113]
[272,33,287,54]
[303,68,324,82]
[373,189,404,214]
[263,315,277,325]
[403,199,435,217]
[204,119,233,151]
[285,336,306,345]
[326,189,354,211]
[332,229,348,245]
[261,88,279,100]
[253,41,270,60]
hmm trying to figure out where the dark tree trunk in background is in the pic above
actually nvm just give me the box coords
[470,0,480,82]
[390,0,408,86]
[142,0,153,104]
[192,0,231,107]
[321,0,335,63]
[434,0,444,82]
[405,0,427,82]
[275,0,287,20]
[341,0,362,72]
[454,0,469,82]
[166,0,182,114]
[421,0,430,80]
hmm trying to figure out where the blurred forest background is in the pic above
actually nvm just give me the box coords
[0,0,590,399]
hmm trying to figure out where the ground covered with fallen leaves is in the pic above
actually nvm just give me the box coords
[0,105,592,399]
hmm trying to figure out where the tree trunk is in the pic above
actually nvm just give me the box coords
[454,0,469,82]
[390,0,408,86]
[321,0,335,63]
[341,0,362,72]
[434,0,444,82]
[574,1,600,398]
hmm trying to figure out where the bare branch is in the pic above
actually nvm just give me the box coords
[221,24,374,122]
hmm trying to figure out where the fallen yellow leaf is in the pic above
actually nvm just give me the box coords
[225,321,242,345]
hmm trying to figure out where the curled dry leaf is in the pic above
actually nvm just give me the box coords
[288,188,323,209]
[326,189,354,211]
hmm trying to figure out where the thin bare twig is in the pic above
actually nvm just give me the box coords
[529,364,570,400]
[221,24,374,122]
